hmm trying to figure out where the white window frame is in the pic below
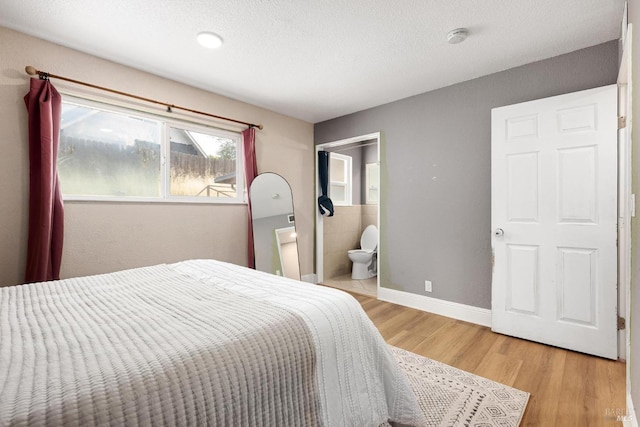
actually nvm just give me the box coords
[329,152,352,206]
[59,94,245,204]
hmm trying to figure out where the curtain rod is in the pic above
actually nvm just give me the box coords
[25,66,263,130]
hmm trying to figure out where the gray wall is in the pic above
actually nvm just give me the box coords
[315,40,619,309]
[627,1,639,417]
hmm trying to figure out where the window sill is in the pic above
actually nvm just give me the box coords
[62,196,247,205]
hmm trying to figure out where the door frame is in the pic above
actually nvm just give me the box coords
[618,60,632,362]
[315,132,381,292]
[617,19,633,370]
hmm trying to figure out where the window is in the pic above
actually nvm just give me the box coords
[329,152,352,206]
[58,96,244,203]
[168,126,239,199]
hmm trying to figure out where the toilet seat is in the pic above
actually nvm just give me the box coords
[348,249,374,254]
[360,225,378,251]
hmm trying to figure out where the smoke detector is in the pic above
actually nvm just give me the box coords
[447,28,468,44]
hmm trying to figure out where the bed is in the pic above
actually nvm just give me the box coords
[0,259,425,426]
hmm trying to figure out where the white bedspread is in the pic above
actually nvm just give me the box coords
[0,259,425,426]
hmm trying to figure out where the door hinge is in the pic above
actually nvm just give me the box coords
[618,116,627,129]
[618,316,626,330]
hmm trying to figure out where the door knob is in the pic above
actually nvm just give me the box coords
[494,228,504,237]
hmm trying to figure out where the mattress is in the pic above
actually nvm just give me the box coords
[0,259,425,426]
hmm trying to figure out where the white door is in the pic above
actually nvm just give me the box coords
[491,85,618,359]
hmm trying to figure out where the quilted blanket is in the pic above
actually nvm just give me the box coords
[0,259,425,426]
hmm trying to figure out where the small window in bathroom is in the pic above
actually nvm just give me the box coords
[329,152,352,206]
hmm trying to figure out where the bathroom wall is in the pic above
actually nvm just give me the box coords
[323,205,378,279]
[361,205,377,230]
[323,205,362,278]
[322,140,379,280]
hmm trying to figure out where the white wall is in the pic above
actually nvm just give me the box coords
[0,26,314,286]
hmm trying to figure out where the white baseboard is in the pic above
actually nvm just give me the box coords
[377,287,492,327]
[625,393,638,427]
[301,273,317,284]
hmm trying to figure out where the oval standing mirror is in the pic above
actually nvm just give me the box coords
[250,173,301,280]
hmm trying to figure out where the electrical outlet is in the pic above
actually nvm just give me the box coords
[424,280,432,293]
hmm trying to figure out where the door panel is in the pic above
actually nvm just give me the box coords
[506,244,539,315]
[558,146,597,223]
[491,84,617,359]
[557,247,596,325]
[507,153,539,222]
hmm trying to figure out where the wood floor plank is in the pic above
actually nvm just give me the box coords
[555,351,601,426]
[344,291,626,427]
[443,325,501,373]
[473,351,523,387]
[412,320,483,366]
[594,356,627,421]
[514,347,566,426]
[376,309,427,338]
[386,329,429,352]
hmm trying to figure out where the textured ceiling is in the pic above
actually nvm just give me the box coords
[0,0,625,123]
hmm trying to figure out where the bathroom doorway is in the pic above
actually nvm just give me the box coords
[315,132,380,298]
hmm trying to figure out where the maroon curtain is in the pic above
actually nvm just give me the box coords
[242,127,258,269]
[23,78,64,283]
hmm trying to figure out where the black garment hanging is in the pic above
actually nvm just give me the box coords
[317,151,334,217]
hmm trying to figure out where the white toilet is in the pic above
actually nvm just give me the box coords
[348,225,378,280]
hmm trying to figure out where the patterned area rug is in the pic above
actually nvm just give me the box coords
[391,346,529,427]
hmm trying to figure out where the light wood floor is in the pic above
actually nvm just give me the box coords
[348,292,627,427]
[321,274,377,297]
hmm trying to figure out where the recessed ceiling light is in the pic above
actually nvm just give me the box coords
[447,28,468,44]
[197,32,223,49]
